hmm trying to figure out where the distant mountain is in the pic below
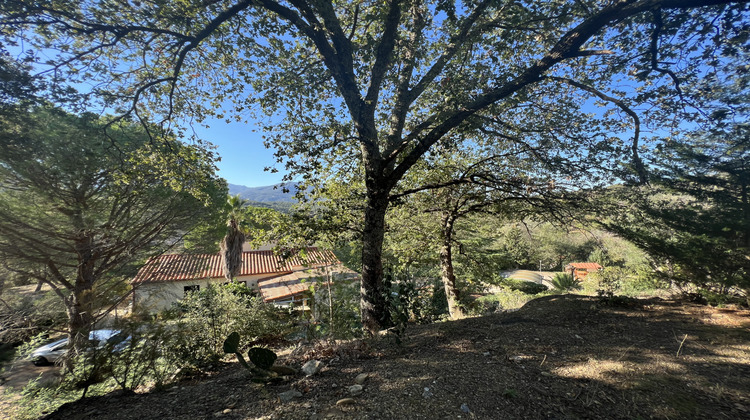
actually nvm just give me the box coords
[228,182,299,203]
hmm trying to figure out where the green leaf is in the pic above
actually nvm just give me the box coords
[223,332,240,354]
[247,347,277,370]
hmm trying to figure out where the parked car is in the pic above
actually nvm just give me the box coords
[30,329,125,366]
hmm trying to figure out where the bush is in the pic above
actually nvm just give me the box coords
[501,278,548,295]
[696,289,748,308]
[11,379,83,420]
[101,320,185,392]
[306,277,362,339]
[381,271,450,329]
[397,281,449,324]
[618,267,669,295]
[164,283,291,369]
[589,267,626,298]
[551,273,581,292]
[6,284,293,418]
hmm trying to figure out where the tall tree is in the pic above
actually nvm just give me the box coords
[600,60,750,300]
[0,106,226,356]
[391,144,579,318]
[3,0,747,333]
[602,124,750,300]
[220,194,249,282]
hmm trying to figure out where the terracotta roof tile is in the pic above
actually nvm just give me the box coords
[132,247,339,283]
[566,262,603,270]
[257,271,321,302]
[257,266,359,302]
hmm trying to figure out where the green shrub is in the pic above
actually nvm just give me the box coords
[501,278,548,295]
[618,268,669,295]
[102,320,185,392]
[9,345,124,419]
[589,267,626,297]
[6,286,294,418]
[387,280,415,341]
[696,289,747,307]
[165,284,291,369]
[309,278,363,339]
[551,273,581,292]
[11,379,84,420]
[397,281,450,324]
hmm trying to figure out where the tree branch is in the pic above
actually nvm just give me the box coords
[261,0,364,119]
[548,76,648,184]
[389,0,698,188]
[363,0,403,115]
[649,8,684,101]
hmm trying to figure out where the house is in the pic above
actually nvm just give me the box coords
[131,246,358,312]
[565,262,603,280]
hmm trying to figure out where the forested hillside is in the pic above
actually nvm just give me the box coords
[228,183,298,204]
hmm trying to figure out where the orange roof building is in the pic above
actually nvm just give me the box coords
[131,247,358,311]
[565,262,603,280]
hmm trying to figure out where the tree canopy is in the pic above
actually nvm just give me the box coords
[0,104,227,353]
[2,0,748,332]
[602,124,749,299]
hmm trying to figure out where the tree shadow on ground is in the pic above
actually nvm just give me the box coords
[38,294,750,420]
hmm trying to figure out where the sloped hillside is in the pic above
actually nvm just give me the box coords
[228,183,298,203]
[42,295,750,419]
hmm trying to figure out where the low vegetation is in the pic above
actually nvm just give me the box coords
[1,2,748,418]
[551,273,580,293]
[8,294,749,420]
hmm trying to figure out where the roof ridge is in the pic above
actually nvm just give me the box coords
[133,246,338,284]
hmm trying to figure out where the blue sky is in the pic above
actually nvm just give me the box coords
[7,44,285,188]
[190,117,287,188]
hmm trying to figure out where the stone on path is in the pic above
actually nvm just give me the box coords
[302,360,324,377]
[279,389,303,403]
[354,373,369,385]
[336,398,357,406]
[348,384,364,396]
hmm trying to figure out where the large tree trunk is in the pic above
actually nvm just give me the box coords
[63,282,95,371]
[360,188,393,335]
[63,232,97,370]
[440,214,464,319]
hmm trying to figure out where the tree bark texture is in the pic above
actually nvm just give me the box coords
[440,214,464,320]
[60,215,98,370]
[359,188,393,334]
[65,292,94,368]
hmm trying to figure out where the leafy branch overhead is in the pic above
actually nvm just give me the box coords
[3,0,747,333]
[0,103,227,359]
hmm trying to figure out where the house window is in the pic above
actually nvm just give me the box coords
[184,285,200,295]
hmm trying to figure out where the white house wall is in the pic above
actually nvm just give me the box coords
[133,273,275,313]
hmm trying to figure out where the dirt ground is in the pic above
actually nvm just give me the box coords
[8,294,750,419]
[1,361,61,414]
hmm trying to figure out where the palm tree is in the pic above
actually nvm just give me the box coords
[220,194,248,282]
